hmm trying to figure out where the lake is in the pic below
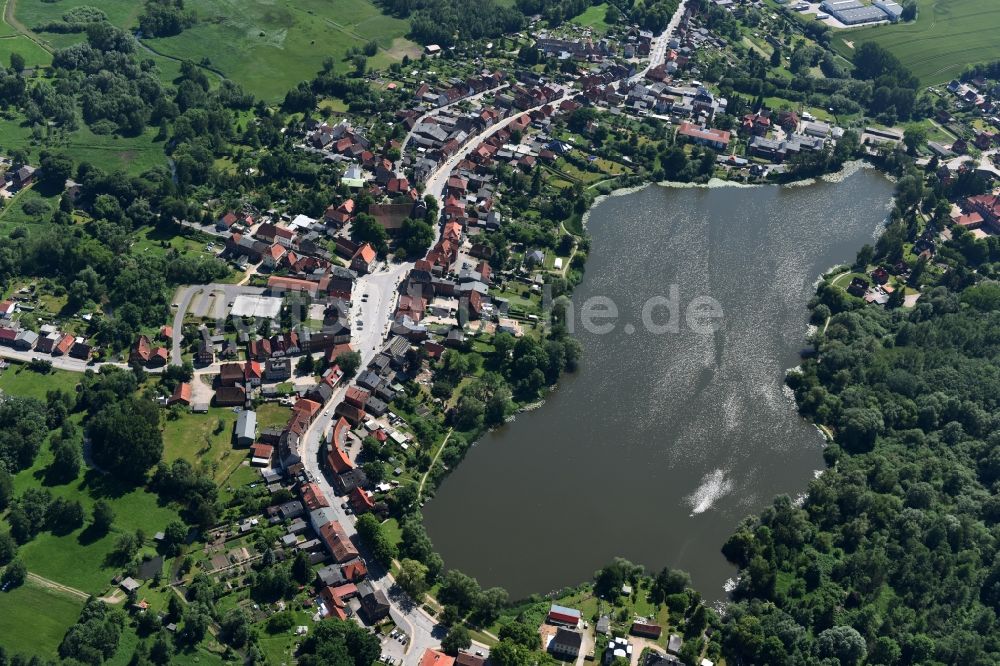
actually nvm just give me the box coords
[423,166,894,600]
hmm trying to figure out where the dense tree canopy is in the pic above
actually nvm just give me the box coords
[88,397,163,483]
[297,619,380,666]
[0,397,49,472]
[721,284,1000,664]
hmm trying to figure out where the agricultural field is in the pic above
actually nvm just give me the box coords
[143,0,420,102]
[832,0,1000,85]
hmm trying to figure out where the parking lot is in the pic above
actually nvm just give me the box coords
[379,626,409,664]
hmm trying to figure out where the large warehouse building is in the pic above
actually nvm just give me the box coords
[820,0,891,24]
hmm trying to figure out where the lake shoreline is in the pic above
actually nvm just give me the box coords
[423,165,895,602]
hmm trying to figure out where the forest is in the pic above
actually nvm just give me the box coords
[717,153,1000,664]
[374,0,524,46]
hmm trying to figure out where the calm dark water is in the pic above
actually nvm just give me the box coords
[423,167,893,600]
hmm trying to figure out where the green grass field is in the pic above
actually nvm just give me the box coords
[255,401,290,430]
[162,406,245,486]
[12,0,417,101]
[11,443,181,593]
[0,363,80,400]
[832,0,1000,85]
[11,0,143,49]
[0,185,60,237]
[0,113,167,176]
[571,3,612,33]
[0,0,17,37]
[0,364,182,595]
[0,579,85,658]
[0,34,51,67]
[143,0,418,102]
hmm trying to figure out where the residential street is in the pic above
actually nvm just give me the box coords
[397,84,511,166]
[630,0,689,83]
[292,92,583,663]
[0,347,126,373]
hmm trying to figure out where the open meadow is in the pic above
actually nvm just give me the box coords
[0,112,167,176]
[0,580,86,659]
[570,3,612,33]
[144,0,418,101]
[832,0,1000,85]
[12,0,420,101]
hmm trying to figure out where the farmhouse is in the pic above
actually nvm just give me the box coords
[550,628,583,659]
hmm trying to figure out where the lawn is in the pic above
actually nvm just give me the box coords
[256,608,316,665]
[0,34,52,67]
[132,226,233,279]
[0,362,80,400]
[761,96,839,123]
[571,3,612,33]
[831,0,1000,85]
[381,516,403,548]
[0,185,61,237]
[0,579,85,659]
[143,0,418,102]
[103,625,227,666]
[161,406,245,485]
[256,401,291,430]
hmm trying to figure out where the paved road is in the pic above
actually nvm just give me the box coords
[630,0,690,83]
[421,90,567,203]
[1,348,111,372]
[298,380,444,663]
[0,348,146,374]
[296,91,570,664]
[398,84,510,167]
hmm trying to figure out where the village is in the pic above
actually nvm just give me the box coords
[1,0,1000,664]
